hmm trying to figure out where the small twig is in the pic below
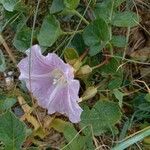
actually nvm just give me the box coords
[92,55,110,70]
[79,48,89,61]
[0,34,17,65]
[134,79,150,93]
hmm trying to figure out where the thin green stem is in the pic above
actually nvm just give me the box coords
[107,42,114,56]
[104,54,150,65]
[72,9,89,25]
[63,29,83,35]
[60,0,92,57]
[109,0,115,40]
[122,27,130,60]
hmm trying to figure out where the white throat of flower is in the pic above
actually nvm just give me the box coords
[51,69,67,86]
[47,69,67,106]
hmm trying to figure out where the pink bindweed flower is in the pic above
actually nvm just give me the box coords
[18,45,83,123]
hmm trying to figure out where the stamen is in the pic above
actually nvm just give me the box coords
[51,69,67,85]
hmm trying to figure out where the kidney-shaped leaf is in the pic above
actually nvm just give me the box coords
[38,15,62,47]
[0,111,26,150]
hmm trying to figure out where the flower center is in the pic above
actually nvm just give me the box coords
[51,69,67,85]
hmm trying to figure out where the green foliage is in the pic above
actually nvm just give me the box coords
[64,48,79,61]
[50,0,80,14]
[0,96,16,111]
[94,0,125,21]
[83,18,110,56]
[13,26,32,52]
[132,93,150,122]
[50,0,65,14]
[113,89,124,107]
[94,1,113,21]
[63,126,85,150]
[1,0,148,149]
[71,34,86,54]
[101,58,119,74]
[100,58,123,89]
[145,93,150,102]
[0,111,26,150]
[80,100,122,135]
[108,71,123,89]
[37,15,62,47]
[50,119,92,150]
[64,0,80,10]
[111,35,127,48]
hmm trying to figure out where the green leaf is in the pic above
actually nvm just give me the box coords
[63,125,86,150]
[111,35,127,47]
[64,0,80,10]
[100,57,123,89]
[94,0,125,21]
[50,119,86,150]
[112,11,140,27]
[0,0,18,11]
[0,96,16,111]
[50,118,72,133]
[37,15,62,47]
[94,1,112,21]
[83,18,110,56]
[13,26,32,52]
[71,34,86,55]
[113,89,124,107]
[108,74,123,90]
[80,101,122,135]
[114,0,125,7]
[50,0,65,14]
[0,49,6,72]
[64,48,79,61]
[0,111,26,150]
[63,126,94,150]
[101,58,119,74]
